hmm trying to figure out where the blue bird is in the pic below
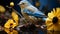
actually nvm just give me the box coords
[18,0,47,21]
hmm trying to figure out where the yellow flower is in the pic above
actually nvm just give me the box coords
[4,28,18,34]
[0,5,5,13]
[4,19,17,29]
[11,11,19,26]
[46,8,60,31]
[10,2,14,7]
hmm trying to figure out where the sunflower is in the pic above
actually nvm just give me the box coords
[46,8,60,31]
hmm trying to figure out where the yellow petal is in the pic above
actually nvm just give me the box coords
[46,18,53,26]
[47,25,53,31]
[53,8,56,14]
[58,19,60,24]
[56,8,60,17]
[55,8,60,16]
[54,24,60,31]
[48,12,55,19]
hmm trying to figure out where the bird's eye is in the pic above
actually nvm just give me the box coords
[20,3,25,5]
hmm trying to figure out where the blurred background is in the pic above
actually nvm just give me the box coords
[0,0,60,15]
[0,0,60,34]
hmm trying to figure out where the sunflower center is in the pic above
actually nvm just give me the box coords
[52,17,58,24]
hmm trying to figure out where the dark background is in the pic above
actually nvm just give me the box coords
[0,0,60,14]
